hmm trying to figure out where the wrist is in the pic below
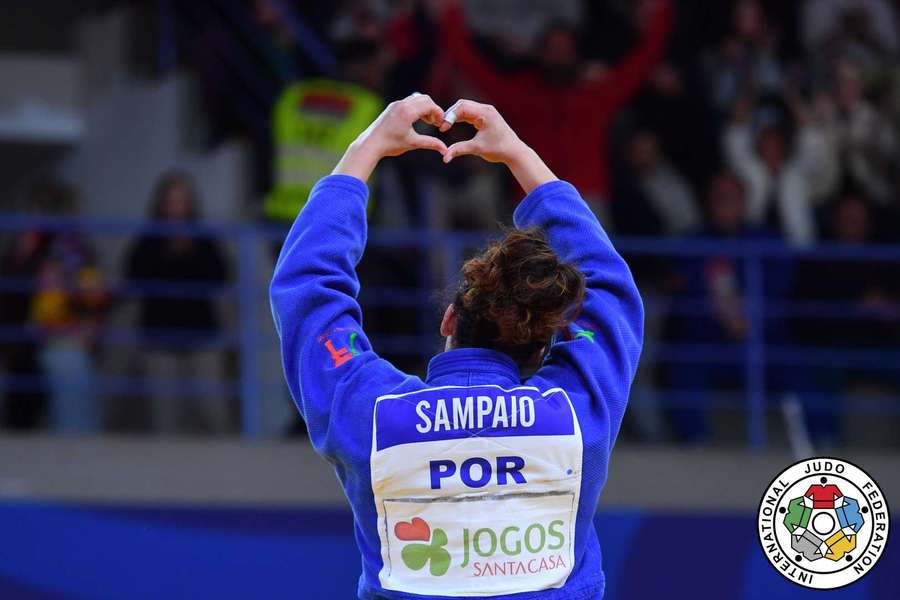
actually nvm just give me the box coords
[503,138,534,169]
[505,141,557,194]
[333,137,382,181]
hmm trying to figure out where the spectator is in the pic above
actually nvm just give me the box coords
[125,172,231,434]
[803,0,899,71]
[262,41,385,224]
[701,0,785,115]
[611,128,700,443]
[460,0,582,50]
[441,0,674,214]
[147,0,900,447]
[629,61,721,188]
[613,128,701,237]
[29,184,110,434]
[818,59,899,206]
[666,170,782,442]
[722,94,829,245]
[0,181,109,433]
[791,193,900,443]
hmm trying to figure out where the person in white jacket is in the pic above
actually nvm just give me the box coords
[722,96,833,246]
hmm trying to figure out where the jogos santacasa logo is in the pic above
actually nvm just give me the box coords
[394,518,451,576]
[758,457,890,590]
[393,516,568,579]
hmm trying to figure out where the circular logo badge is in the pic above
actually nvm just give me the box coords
[758,457,890,590]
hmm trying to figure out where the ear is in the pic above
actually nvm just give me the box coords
[440,304,457,338]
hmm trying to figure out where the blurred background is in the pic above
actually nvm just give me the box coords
[0,0,898,598]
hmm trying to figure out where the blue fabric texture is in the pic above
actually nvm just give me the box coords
[270,174,644,599]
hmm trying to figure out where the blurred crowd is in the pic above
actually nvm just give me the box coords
[2,0,900,444]
[0,173,233,435]
[188,0,900,242]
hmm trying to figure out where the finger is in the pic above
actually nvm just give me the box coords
[410,133,448,154]
[438,109,457,132]
[442,99,488,130]
[406,93,444,126]
[443,138,480,163]
[440,100,468,131]
[440,99,467,131]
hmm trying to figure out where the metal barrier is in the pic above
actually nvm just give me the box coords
[1,213,899,447]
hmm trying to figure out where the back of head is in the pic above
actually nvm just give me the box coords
[452,227,586,367]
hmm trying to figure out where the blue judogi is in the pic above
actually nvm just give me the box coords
[271,175,643,599]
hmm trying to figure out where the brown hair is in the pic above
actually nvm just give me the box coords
[453,227,585,366]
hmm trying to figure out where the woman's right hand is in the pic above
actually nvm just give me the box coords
[439,99,522,164]
[441,99,557,193]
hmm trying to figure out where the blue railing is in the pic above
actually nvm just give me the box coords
[1,213,899,447]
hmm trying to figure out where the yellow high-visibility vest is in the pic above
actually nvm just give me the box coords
[264,79,383,221]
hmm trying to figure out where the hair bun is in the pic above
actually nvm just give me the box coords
[456,228,586,354]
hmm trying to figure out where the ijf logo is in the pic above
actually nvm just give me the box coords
[758,457,890,590]
[394,517,451,577]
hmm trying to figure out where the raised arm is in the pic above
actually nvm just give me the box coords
[442,99,644,442]
[582,0,674,109]
[270,94,447,459]
[440,1,527,109]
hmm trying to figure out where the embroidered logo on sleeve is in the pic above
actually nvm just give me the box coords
[319,329,361,367]
[573,329,595,343]
[569,322,596,343]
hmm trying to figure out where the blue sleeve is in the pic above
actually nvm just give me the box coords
[514,180,644,445]
[270,174,408,461]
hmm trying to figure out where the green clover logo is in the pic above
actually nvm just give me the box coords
[394,518,451,576]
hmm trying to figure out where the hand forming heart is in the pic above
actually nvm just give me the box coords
[333,92,557,193]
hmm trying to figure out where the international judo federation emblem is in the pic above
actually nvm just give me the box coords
[783,484,863,562]
[758,457,890,590]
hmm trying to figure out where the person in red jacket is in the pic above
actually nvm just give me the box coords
[442,0,674,215]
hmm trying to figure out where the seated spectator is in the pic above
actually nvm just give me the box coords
[124,171,231,434]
